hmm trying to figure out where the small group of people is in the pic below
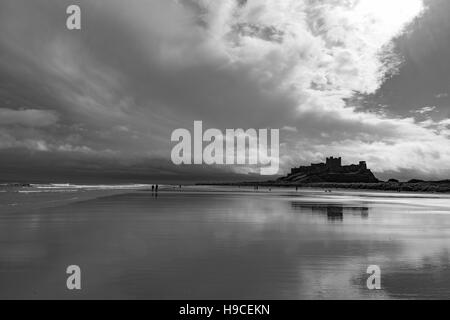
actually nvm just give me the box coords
[151,184,159,193]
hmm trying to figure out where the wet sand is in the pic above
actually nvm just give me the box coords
[1,186,449,299]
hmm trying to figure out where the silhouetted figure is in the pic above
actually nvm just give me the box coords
[151,185,155,192]
[296,186,298,192]
[155,184,159,193]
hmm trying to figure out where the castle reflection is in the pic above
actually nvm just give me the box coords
[290,202,369,221]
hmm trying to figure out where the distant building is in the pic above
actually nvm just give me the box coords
[291,157,368,175]
[282,157,378,183]
[326,156,341,171]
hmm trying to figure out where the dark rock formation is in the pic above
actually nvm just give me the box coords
[278,157,379,183]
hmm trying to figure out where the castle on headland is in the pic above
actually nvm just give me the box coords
[279,157,379,183]
[291,157,367,175]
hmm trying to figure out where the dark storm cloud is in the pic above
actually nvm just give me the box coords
[365,0,450,121]
[0,0,448,181]
[0,108,58,127]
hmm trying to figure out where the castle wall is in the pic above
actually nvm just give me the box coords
[290,158,369,176]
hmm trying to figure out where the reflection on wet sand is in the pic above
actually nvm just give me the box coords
[291,202,369,221]
[0,187,450,299]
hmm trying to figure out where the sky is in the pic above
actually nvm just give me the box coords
[0,0,449,183]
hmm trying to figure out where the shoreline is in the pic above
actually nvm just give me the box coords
[199,181,450,193]
[2,181,450,195]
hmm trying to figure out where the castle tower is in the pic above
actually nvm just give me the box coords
[326,157,342,171]
[359,161,367,170]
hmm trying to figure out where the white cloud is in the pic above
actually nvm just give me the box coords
[282,126,298,133]
[414,106,436,114]
[178,0,447,176]
[435,93,448,99]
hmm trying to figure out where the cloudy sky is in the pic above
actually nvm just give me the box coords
[0,0,449,183]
